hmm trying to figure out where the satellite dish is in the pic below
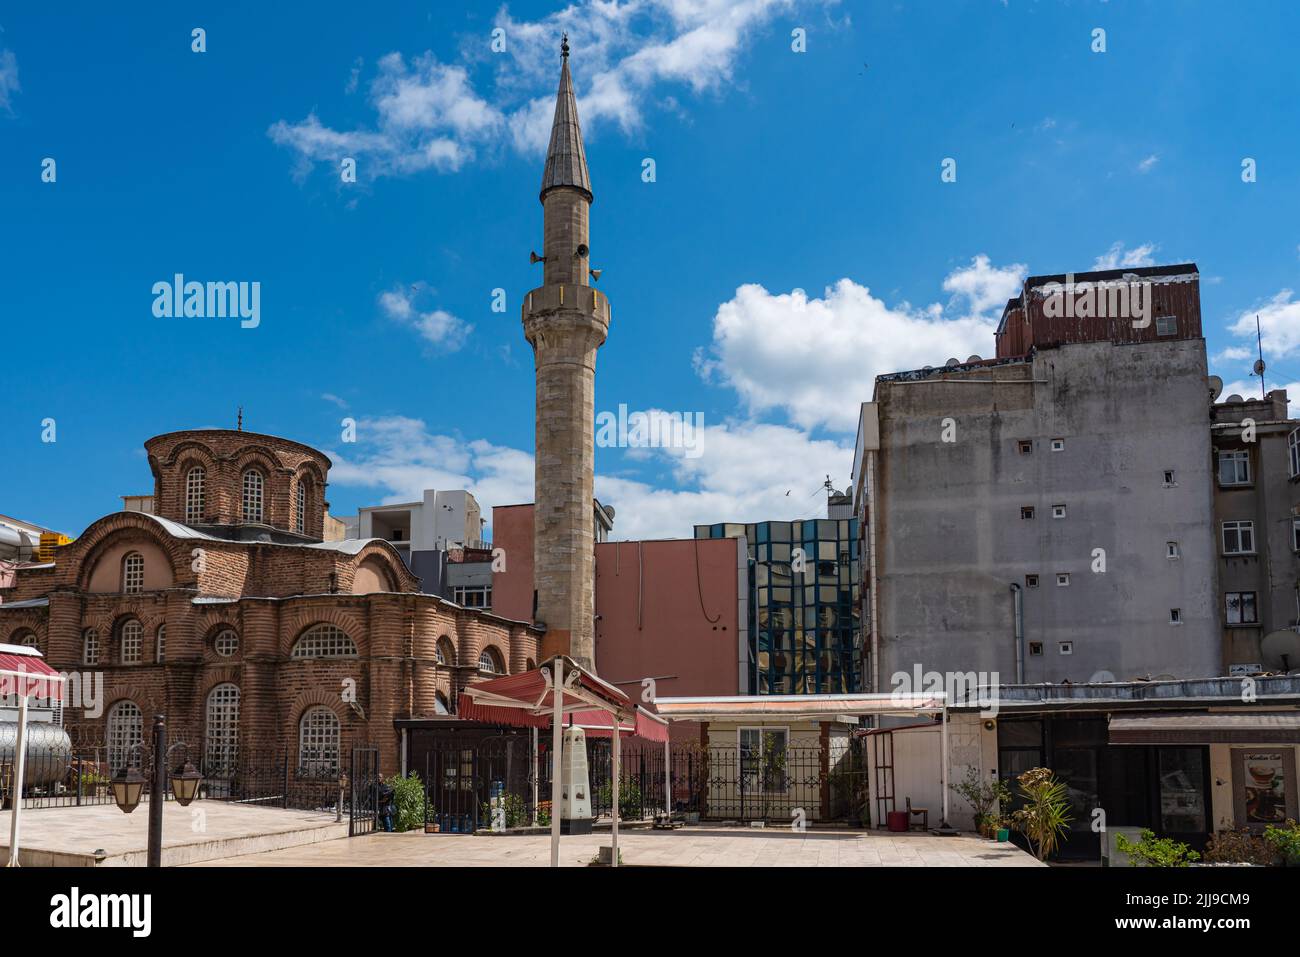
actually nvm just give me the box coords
[1227,394,1244,403]
[966,355,981,363]
[1262,629,1300,672]
[1254,358,1267,377]
[946,358,960,367]
[1208,375,1223,401]
[1088,670,1116,683]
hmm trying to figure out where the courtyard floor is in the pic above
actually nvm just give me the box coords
[196,825,1043,867]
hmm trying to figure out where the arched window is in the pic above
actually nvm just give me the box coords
[107,701,143,774]
[213,630,239,657]
[185,466,206,524]
[435,637,455,667]
[241,469,264,524]
[13,630,38,648]
[120,619,143,664]
[296,480,307,534]
[122,552,144,593]
[298,707,340,778]
[292,624,357,659]
[82,628,100,665]
[156,624,166,662]
[204,683,241,778]
[478,647,502,674]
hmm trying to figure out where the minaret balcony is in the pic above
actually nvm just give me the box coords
[521,283,611,326]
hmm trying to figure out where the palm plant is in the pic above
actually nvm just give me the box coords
[1011,767,1072,861]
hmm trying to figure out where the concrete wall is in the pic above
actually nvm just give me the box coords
[873,338,1220,686]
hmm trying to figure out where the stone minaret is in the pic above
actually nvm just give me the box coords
[523,36,610,670]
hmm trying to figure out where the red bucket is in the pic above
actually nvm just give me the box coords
[887,811,909,832]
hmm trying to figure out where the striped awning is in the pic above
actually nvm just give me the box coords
[0,648,64,701]
[1109,712,1300,744]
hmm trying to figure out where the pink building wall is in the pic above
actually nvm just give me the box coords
[492,506,741,740]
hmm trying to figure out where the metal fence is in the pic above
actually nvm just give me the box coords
[419,736,871,832]
[1,740,355,816]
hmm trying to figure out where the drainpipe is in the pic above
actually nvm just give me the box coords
[1010,583,1024,683]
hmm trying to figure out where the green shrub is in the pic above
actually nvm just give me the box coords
[479,791,531,829]
[1116,828,1199,867]
[596,777,643,819]
[386,773,425,832]
[1263,819,1300,865]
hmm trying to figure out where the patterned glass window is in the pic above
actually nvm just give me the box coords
[478,648,502,673]
[83,628,100,665]
[298,707,340,778]
[107,701,143,774]
[214,630,239,657]
[204,683,241,777]
[296,481,306,534]
[122,552,144,593]
[185,466,206,524]
[241,470,264,523]
[156,624,166,662]
[291,624,357,659]
[120,619,143,664]
[436,638,454,666]
[14,630,38,647]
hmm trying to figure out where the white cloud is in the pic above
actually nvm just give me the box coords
[1093,241,1158,270]
[326,414,853,541]
[0,48,18,114]
[1137,154,1159,174]
[1225,289,1300,359]
[377,285,471,350]
[270,0,820,179]
[694,256,1024,432]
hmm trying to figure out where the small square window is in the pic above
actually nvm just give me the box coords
[1017,440,1034,455]
[1056,573,1070,587]
[1169,608,1182,625]
[1025,574,1039,588]
[1163,470,1176,487]
[1156,314,1178,337]
[1166,541,1180,560]
[1050,438,1064,452]
[1058,641,1073,656]
[1021,506,1036,520]
[1052,504,1067,519]
[1028,641,1044,656]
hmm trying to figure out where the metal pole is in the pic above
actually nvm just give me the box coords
[663,736,671,817]
[531,727,539,826]
[148,714,165,868]
[940,704,949,829]
[550,659,563,868]
[611,717,620,867]
[5,695,29,867]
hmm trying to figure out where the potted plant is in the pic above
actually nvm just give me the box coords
[950,767,1012,838]
[1263,819,1300,866]
[1202,828,1278,866]
[1011,767,1071,861]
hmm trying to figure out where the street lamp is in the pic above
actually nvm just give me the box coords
[110,763,147,814]
[108,715,202,867]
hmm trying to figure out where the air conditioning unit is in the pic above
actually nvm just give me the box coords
[559,726,593,834]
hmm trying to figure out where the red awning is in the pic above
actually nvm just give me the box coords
[0,651,64,701]
[457,655,668,741]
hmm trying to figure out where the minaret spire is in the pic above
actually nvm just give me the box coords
[540,34,592,203]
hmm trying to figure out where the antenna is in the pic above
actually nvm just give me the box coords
[237,406,243,431]
[1254,313,1267,399]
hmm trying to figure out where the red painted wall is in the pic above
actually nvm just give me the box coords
[491,504,535,623]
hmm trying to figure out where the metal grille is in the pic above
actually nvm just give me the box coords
[292,624,357,659]
[204,683,241,786]
[241,469,263,523]
[298,707,340,777]
[122,552,144,593]
[120,620,143,664]
[106,701,143,774]
[185,466,205,524]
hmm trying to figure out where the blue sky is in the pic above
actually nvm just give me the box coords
[5,0,1300,541]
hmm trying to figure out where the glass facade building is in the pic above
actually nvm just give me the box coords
[695,518,862,694]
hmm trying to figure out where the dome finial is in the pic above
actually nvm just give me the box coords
[561,33,569,58]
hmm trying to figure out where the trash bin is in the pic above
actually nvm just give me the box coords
[887,811,909,832]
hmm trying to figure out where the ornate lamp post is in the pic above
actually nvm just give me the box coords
[109,714,202,867]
